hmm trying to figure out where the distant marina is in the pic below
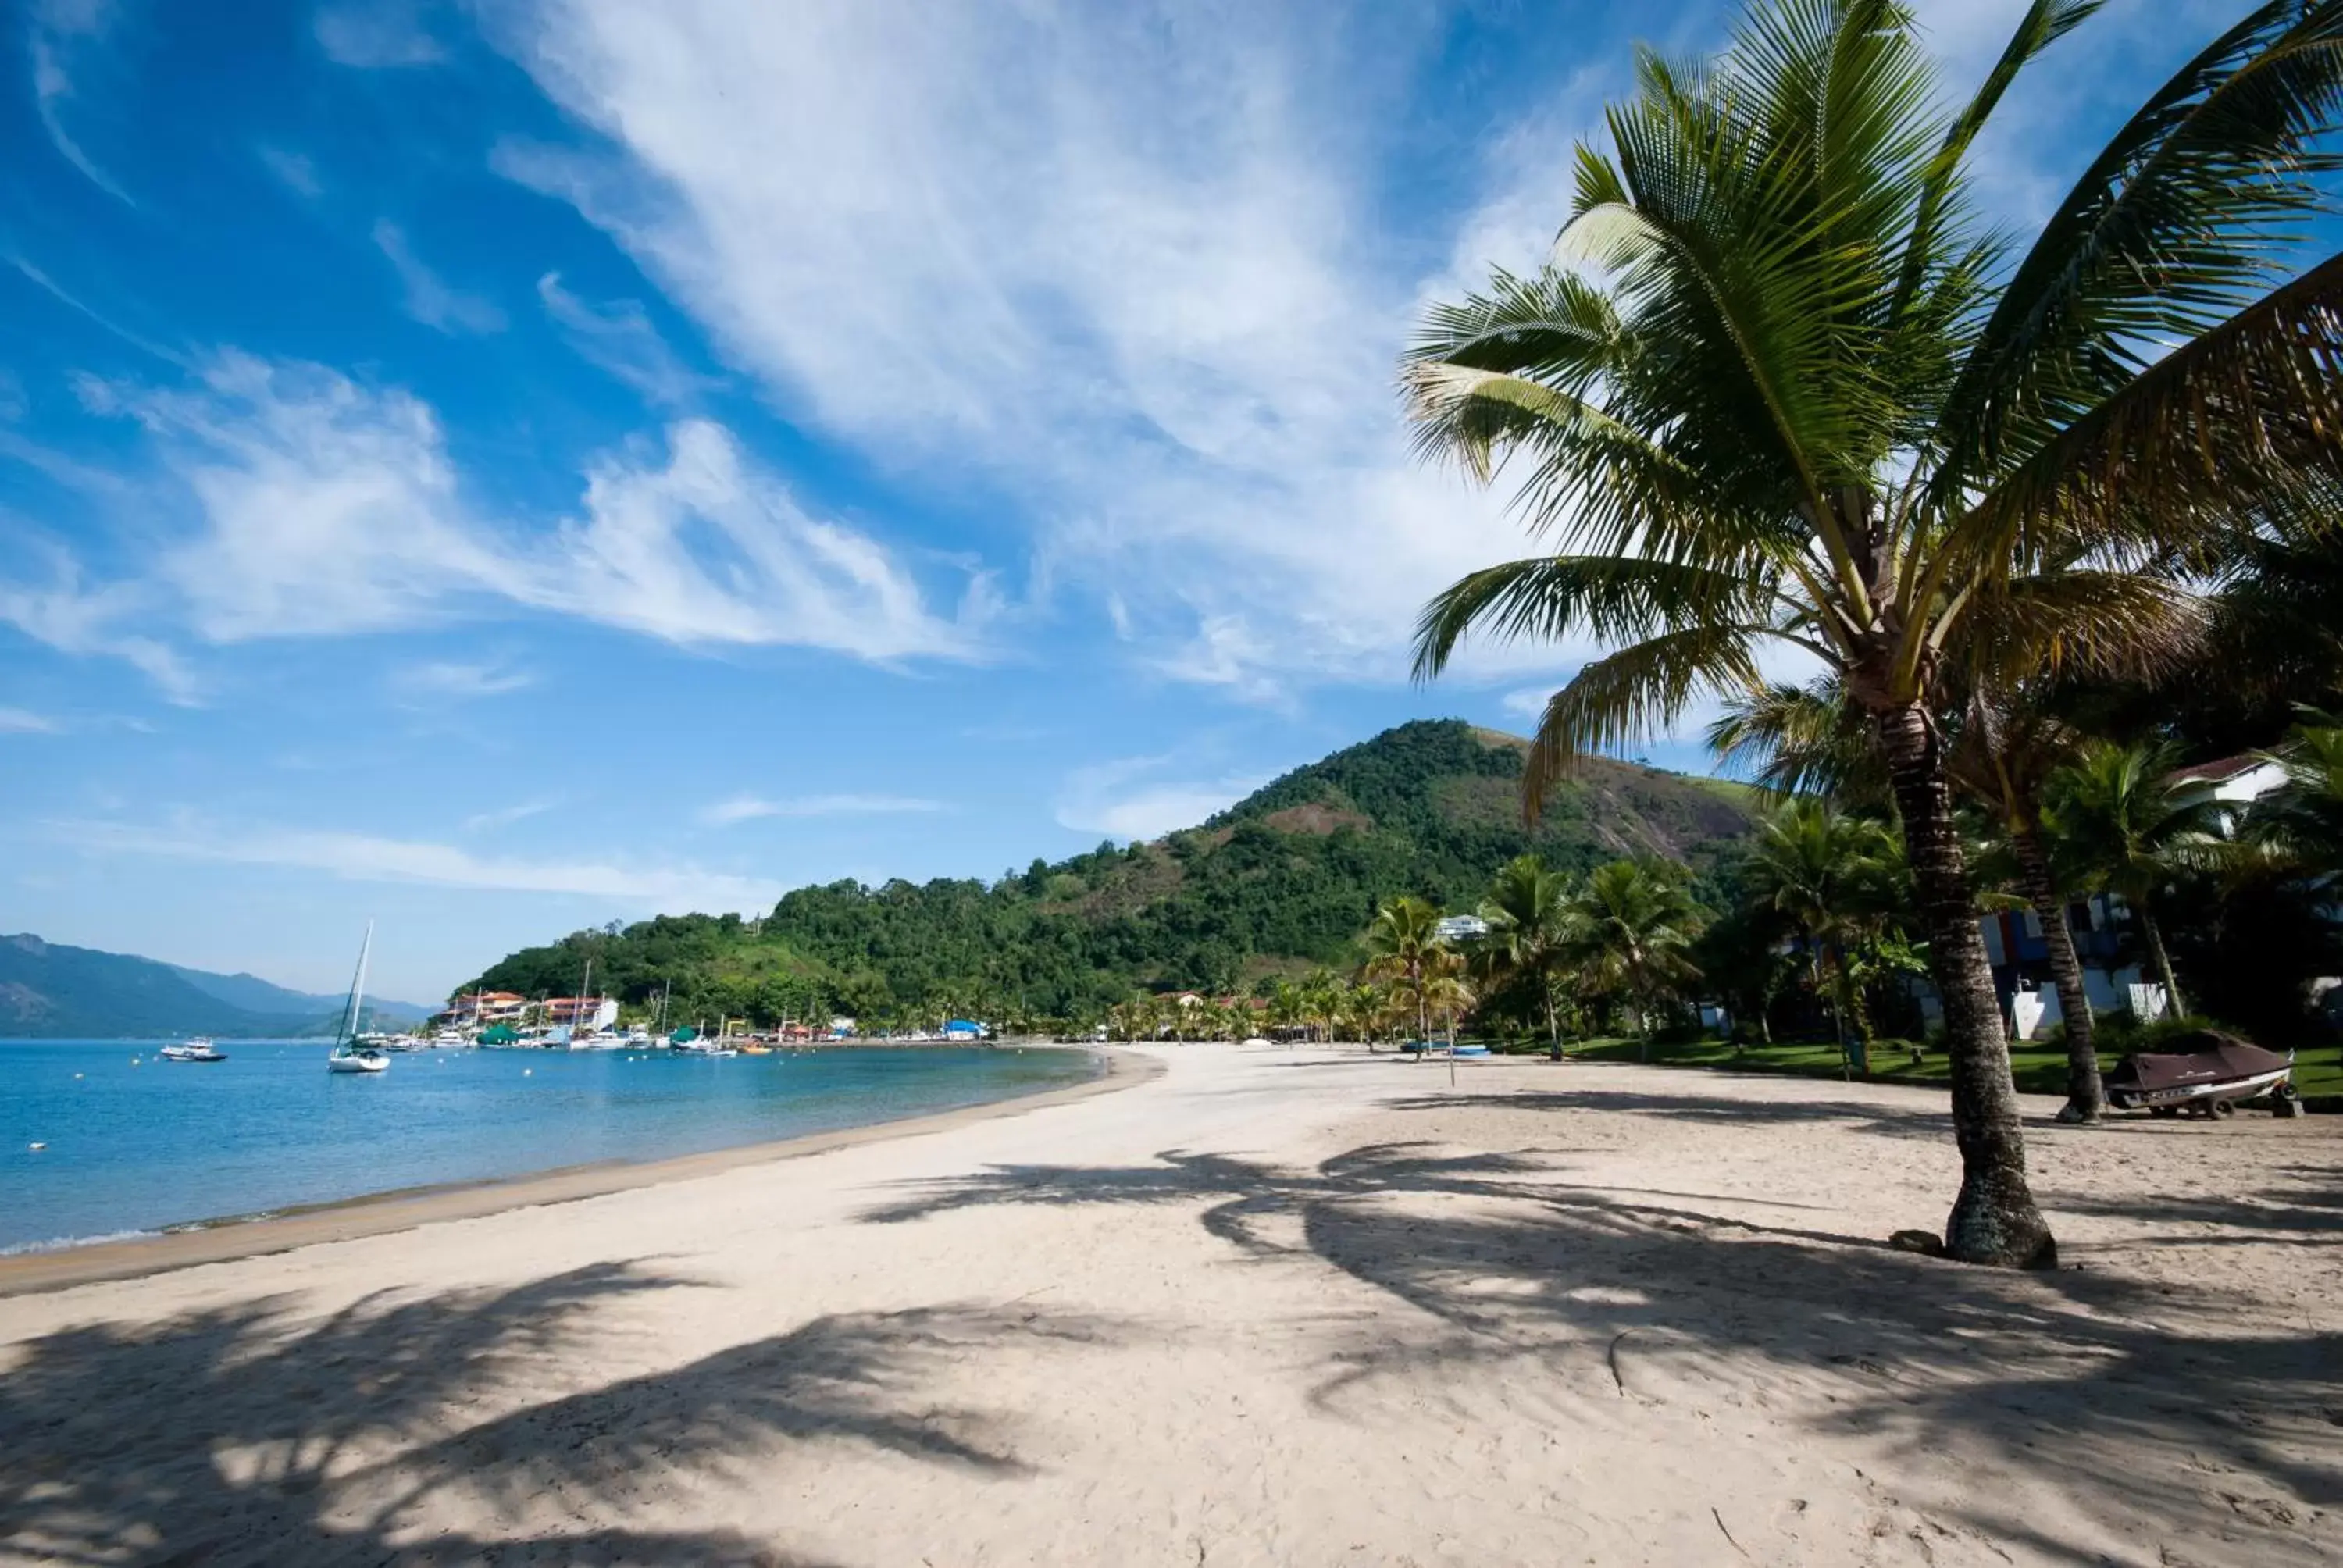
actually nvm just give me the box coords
[0,1039,1098,1254]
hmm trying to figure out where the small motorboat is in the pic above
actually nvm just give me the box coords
[2102,1031,2300,1118]
[159,1039,228,1063]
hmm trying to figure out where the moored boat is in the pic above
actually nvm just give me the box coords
[159,1039,228,1063]
[327,922,391,1075]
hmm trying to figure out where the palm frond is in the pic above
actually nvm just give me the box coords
[1952,250,2343,566]
[1522,625,1765,814]
[1892,1,2102,321]
[1706,677,1886,801]
[1411,554,1785,680]
[1935,0,2343,490]
[1955,569,2207,688]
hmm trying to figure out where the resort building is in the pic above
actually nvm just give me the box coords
[1981,754,2290,1037]
[438,990,530,1028]
[543,996,619,1031]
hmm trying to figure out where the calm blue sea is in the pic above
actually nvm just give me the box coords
[0,1041,1098,1253]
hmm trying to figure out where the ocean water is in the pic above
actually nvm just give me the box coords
[0,1040,1099,1253]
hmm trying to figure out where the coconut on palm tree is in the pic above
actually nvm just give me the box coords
[1405,0,2343,1265]
[2042,740,2228,1019]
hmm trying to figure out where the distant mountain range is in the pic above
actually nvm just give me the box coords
[0,934,433,1039]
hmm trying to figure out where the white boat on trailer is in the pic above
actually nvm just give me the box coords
[326,922,390,1075]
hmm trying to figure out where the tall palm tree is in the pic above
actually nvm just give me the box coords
[2043,740,2228,1018]
[1405,0,2343,1266]
[1477,853,1576,1057]
[1558,860,1706,1057]
[1363,896,1447,1043]
[1739,798,1909,1075]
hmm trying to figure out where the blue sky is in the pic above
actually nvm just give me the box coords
[1,0,2248,1001]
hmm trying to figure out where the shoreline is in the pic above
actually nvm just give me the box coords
[0,1045,1156,1298]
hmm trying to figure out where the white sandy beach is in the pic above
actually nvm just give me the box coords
[2,1045,2337,1566]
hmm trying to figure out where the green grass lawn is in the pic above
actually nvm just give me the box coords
[1547,1033,2343,1100]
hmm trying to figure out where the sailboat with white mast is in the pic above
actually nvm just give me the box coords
[326,921,390,1074]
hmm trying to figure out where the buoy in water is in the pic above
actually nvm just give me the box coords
[523,1068,533,1076]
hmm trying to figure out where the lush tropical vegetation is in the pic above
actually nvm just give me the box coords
[468,721,1756,1034]
[1403,0,2343,1266]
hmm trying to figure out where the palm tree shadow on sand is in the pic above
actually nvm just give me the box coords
[0,1260,1107,1565]
[860,1133,2341,1561]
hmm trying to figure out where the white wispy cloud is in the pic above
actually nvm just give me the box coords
[0,707,64,734]
[373,220,505,334]
[480,0,2205,711]
[314,0,444,68]
[391,659,536,702]
[20,351,991,679]
[487,0,1551,699]
[462,797,556,832]
[257,144,323,198]
[1500,687,1550,720]
[537,273,718,407]
[29,0,132,205]
[56,815,783,907]
[701,793,944,826]
[1053,754,1266,843]
[0,544,198,701]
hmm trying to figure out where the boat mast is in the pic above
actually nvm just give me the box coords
[341,920,374,1045]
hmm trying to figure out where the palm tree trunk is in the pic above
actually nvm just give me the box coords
[2011,826,2102,1122]
[1545,989,1563,1061]
[2139,904,2187,1020]
[1824,945,1853,1080]
[1874,704,2056,1269]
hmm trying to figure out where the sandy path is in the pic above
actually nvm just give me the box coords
[2,1046,2336,1566]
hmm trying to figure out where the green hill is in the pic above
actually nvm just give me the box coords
[469,720,1758,1027]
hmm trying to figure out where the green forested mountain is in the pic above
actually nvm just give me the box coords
[469,721,1757,1027]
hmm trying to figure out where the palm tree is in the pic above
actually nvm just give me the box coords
[1404,0,2343,1266]
[1558,860,1706,1057]
[1477,854,1576,1057]
[2248,716,2343,875]
[2043,740,2227,1019]
[1300,970,1344,1043]
[1264,979,1307,1044]
[1715,671,2131,1121]
[1739,799,1909,1076]
[1363,896,1447,1044]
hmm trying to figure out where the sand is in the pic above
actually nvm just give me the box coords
[1,1046,2335,1566]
